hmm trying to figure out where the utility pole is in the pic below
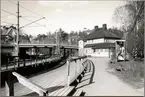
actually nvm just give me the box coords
[4,2,20,95]
[16,1,20,66]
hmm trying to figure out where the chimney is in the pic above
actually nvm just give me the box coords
[102,24,107,30]
[94,25,98,31]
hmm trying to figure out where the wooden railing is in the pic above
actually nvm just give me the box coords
[66,56,87,86]
[1,55,61,71]
[4,55,91,96]
[12,72,48,96]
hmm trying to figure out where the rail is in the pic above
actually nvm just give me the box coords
[12,72,48,96]
[1,55,61,72]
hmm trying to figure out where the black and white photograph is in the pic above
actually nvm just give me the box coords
[0,0,144,96]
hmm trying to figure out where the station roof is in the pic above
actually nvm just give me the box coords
[84,29,121,40]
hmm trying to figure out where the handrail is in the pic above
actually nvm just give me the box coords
[66,56,88,86]
[12,72,48,96]
[69,56,87,62]
[88,60,95,84]
[1,56,61,71]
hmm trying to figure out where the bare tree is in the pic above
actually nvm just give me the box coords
[113,1,144,58]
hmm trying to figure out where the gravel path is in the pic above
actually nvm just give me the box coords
[78,57,144,96]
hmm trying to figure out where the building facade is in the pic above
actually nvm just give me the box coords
[79,24,122,57]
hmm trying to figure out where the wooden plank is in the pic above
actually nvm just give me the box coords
[55,86,69,96]
[48,80,65,96]
[50,86,67,96]
[76,71,92,89]
[57,87,70,96]
[12,72,48,96]
[73,89,83,96]
[61,86,75,96]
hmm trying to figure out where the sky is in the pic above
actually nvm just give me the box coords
[1,0,125,36]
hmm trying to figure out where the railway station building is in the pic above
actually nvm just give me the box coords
[78,24,122,57]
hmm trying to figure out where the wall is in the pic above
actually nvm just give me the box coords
[78,40,84,56]
[79,38,118,57]
[104,39,116,43]
[85,38,104,44]
[85,38,117,45]
[78,40,84,49]
[84,47,109,57]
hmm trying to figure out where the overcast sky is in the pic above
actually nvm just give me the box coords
[1,0,125,36]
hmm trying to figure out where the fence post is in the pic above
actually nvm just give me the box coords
[67,60,70,86]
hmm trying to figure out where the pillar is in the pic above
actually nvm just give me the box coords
[109,48,110,58]
[31,48,35,55]
[5,71,14,96]
[49,48,52,57]
[52,47,55,57]
[70,49,72,56]
[64,48,67,58]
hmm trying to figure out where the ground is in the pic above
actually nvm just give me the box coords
[0,57,144,96]
[77,57,144,96]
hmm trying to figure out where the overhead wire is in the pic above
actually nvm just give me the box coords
[2,0,50,31]
[7,0,43,18]
[7,0,50,24]
[20,17,43,25]
[1,9,17,16]
[21,16,42,18]
[7,0,49,29]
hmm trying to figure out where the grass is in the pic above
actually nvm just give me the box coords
[108,59,144,89]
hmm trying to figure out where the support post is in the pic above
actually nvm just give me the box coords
[52,47,55,57]
[49,48,52,57]
[67,49,69,57]
[5,71,14,96]
[70,49,72,56]
[15,1,20,69]
[67,60,70,86]
[6,57,9,70]
[23,57,25,67]
[63,48,65,58]
[115,42,117,62]
[109,48,110,58]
